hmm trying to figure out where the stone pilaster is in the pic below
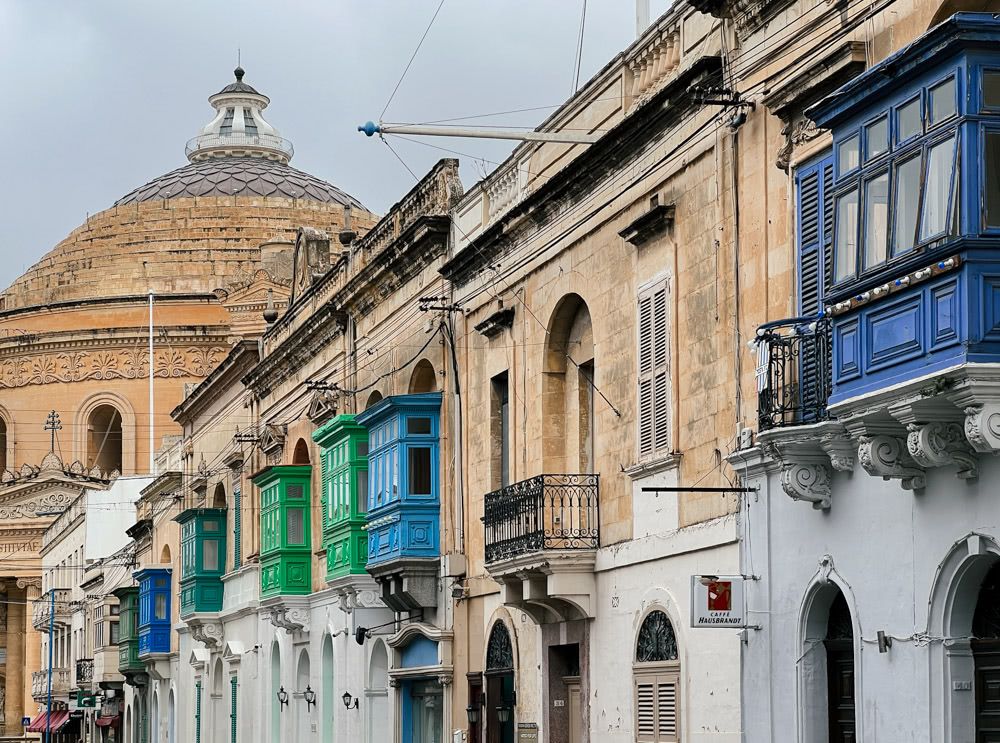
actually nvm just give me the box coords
[17,578,42,734]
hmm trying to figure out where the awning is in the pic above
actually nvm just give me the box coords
[95,715,120,728]
[25,710,70,733]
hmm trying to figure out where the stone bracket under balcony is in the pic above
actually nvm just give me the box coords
[367,558,439,613]
[261,595,311,636]
[184,613,225,649]
[487,550,598,624]
[757,421,855,510]
[326,574,383,614]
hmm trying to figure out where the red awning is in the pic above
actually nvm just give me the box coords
[25,710,70,733]
[95,715,120,728]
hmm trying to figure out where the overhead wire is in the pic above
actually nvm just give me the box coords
[380,0,447,120]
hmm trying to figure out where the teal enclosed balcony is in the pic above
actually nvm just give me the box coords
[176,508,227,617]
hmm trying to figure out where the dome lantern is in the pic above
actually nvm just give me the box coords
[184,67,294,164]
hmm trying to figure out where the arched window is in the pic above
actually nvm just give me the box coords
[365,391,383,410]
[409,360,437,394]
[271,642,282,743]
[87,404,123,473]
[0,417,7,472]
[367,641,389,743]
[543,294,595,473]
[486,622,516,743]
[213,658,226,743]
[321,635,335,743]
[633,610,679,742]
[292,439,311,465]
[160,544,172,565]
[211,483,227,509]
[296,650,312,742]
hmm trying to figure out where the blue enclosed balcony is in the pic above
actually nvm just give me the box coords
[134,567,171,658]
[356,392,441,611]
[806,14,1000,408]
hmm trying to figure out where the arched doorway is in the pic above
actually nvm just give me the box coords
[367,640,389,743]
[167,689,176,743]
[296,649,312,742]
[292,439,311,465]
[824,591,857,742]
[124,704,132,743]
[151,691,159,743]
[322,634,335,743]
[543,295,595,473]
[973,561,1000,740]
[271,641,282,743]
[633,609,680,742]
[213,658,226,743]
[87,404,123,473]
[409,360,437,393]
[485,622,515,743]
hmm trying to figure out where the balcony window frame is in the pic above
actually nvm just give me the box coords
[980,67,1000,112]
[916,130,960,245]
[927,72,959,129]
[981,123,1000,232]
[863,114,890,164]
[835,131,862,179]
[861,167,891,271]
[895,93,924,147]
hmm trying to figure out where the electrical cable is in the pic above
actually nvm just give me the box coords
[380,0,447,120]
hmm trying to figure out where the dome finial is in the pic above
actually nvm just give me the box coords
[234,66,245,82]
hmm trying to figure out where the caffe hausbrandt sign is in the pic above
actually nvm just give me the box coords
[690,575,746,628]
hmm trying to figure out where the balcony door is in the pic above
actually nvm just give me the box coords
[485,622,515,743]
[824,592,856,743]
[974,562,1000,742]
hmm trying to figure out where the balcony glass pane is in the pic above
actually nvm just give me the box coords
[357,469,368,514]
[834,190,859,282]
[864,172,889,268]
[110,621,120,645]
[286,508,305,545]
[985,71,1000,108]
[838,135,860,173]
[154,594,167,621]
[357,441,369,457]
[986,131,1000,228]
[893,154,921,255]
[203,540,219,572]
[408,447,432,495]
[407,417,432,435]
[929,77,956,124]
[898,98,922,142]
[865,117,888,161]
[920,137,955,240]
[203,520,220,532]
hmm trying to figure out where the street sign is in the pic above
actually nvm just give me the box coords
[690,575,746,628]
[21,716,30,727]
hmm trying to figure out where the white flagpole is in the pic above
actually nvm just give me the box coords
[149,292,155,475]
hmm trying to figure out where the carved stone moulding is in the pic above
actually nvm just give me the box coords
[758,421,851,510]
[263,597,311,636]
[187,616,225,649]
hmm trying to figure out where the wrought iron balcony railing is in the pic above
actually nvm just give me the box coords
[483,474,599,564]
[755,317,833,431]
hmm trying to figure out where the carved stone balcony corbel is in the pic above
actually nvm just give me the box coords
[756,420,853,510]
[857,435,925,490]
[906,422,978,479]
[963,404,1000,453]
[777,459,832,510]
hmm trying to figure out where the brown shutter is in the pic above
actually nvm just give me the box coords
[638,279,671,461]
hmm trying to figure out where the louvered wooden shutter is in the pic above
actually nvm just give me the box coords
[635,670,680,742]
[796,154,834,316]
[638,279,670,461]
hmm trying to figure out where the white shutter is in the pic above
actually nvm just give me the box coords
[635,669,680,742]
[638,279,671,461]
[656,673,680,742]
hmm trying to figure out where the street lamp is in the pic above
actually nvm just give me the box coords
[496,705,512,724]
[303,686,316,711]
[276,687,289,709]
[342,691,359,710]
[465,704,480,725]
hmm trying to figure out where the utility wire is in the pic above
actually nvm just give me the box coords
[380,0,447,120]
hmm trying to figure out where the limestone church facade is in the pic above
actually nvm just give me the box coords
[0,68,375,737]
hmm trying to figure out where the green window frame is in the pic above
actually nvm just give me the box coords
[230,675,238,743]
[195,680,202,743]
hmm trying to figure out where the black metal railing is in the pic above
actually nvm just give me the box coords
[483,474,599,564]
[756,317,833,431]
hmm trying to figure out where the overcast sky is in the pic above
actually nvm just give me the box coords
[0,0,672,291]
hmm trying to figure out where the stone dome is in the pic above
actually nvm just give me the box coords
[114,157,366,208]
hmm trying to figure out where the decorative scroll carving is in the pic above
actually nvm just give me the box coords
[189,620,225,649]
[336,587,381,614]
[16,577,42,591]
[906,422,978,479]
[818,433,855,472]
[858,435,925,490]
[0,346,226,389]
[964,405,1000,453]
[779,462,832,510]
[0,493,76,520]
[267,605,310,635]
[776,117,822,172]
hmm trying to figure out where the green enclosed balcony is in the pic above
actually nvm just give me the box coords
[112,586,143,683]
[176,508,227,617]
[313,415,369,583]
[254,465,312,598]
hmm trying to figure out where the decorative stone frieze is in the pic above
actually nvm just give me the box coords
[906,422,978,479]
[857,435,925,490]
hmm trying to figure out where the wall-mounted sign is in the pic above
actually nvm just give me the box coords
[517,723,538,742]
[690,575,746,628]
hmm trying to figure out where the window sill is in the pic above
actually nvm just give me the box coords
[623,452,682,480]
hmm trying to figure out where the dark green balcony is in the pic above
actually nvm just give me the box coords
[112,586,143,683]
[313,415,369,583]
[253,465,312,598]
[176,508,227,617]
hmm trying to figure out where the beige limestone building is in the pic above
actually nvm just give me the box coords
[0,66,375,738]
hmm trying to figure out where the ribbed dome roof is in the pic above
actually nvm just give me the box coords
[114,157,366,207]
[215,66,261,96]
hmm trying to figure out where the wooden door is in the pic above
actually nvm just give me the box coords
[567,680,581,743]
[825,638,856,743]
[974,641,1000,742]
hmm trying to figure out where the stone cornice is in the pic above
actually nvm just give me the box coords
[0,293,220,321]
[440,55,722,285]
[171,340,259,424]
[0,326,230,357]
